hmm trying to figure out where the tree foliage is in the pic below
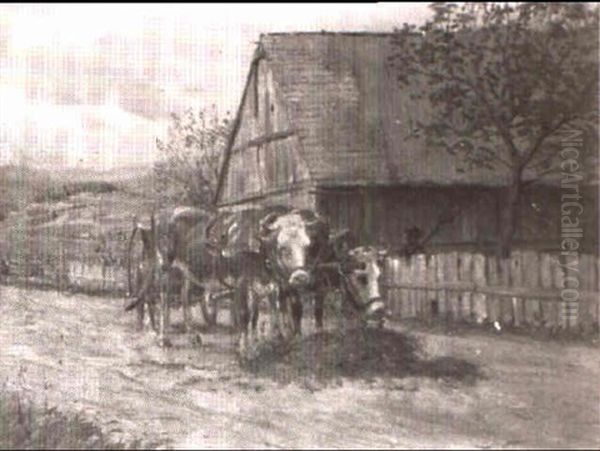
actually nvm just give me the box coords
[153,108,230,210]
[389,2,599,254]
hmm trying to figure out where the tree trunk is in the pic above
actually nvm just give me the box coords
[498,168,523,258]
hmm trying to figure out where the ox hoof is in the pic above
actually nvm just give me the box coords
[157,336,172,348]
[190,333,203,347]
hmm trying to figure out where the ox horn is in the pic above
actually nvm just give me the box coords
[305,216,321,228]
[259,212,280,233]
[204,213,220,241]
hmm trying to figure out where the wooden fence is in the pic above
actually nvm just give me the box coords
[3,236,599,333]
[2,236,130,295]
[383,250,599,331]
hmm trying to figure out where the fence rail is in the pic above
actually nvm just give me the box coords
[383,250,599,331]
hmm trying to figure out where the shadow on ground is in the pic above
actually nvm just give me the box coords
[170,321,235,335]
[240,327,484,386]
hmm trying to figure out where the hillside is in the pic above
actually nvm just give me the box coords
[0,164,156,292]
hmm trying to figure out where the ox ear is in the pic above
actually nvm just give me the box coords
[330,228,351,244]
[330,228,351,255]
[376,248,388,265]
[258,212,280,241]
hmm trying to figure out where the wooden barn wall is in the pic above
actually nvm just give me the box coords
[316,186,598,253]
[218,189,316,214]
[220,58,311,205]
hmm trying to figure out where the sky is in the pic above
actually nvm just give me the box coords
[0,3,433,169]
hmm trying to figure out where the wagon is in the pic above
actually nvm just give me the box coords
[126,227,234,328]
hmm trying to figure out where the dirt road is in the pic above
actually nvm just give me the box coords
[1,285,598,448]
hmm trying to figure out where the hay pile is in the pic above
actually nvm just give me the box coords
[241,327,482,387]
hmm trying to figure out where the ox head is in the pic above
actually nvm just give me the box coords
[259,209,323,289]
[337,241,388,317]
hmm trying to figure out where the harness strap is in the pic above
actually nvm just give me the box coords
[172,259,206,290]
[338,269,366,311]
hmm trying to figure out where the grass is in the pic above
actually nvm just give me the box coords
[32,181,119,204]
[0,389,124,449]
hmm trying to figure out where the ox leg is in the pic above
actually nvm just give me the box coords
[136,298,145,331]
[250,290,260,337]
[231,292,240,330]
[267,287,283,340]
[158,279,172,348]
[148,296,158,332]
[181,277,191,333]
[291,294,303,336]
[134,268,145,330]
[278,293,293,339]
[235,279,250,354]
[314,291,324,332]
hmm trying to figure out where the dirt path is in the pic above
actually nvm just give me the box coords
[1,285,598,448]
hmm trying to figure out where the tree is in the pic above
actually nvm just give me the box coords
[389,2,599,256]
[153,108,230,210]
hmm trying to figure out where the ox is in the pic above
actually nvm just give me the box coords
[125,206,278,348]
[259,219,389,337]
[246,207,389,339]
[125,207,214,345]
[311,238,389,331]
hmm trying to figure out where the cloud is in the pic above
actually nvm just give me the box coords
[0,3,433,168]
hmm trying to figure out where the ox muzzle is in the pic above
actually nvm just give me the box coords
[288,268,311,288]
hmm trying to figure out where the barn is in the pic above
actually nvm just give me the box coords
[215,32,598,253]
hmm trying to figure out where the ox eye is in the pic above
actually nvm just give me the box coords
[356,274,368,285]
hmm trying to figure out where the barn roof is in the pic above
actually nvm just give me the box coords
[216,32,595,204]
[257,32,511,187]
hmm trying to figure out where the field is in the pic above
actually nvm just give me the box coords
[1,285,598,449]
[0,164,156,294]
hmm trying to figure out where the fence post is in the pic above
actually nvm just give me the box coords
[386,257,400,318]
[472,253,487,324]
[425,254,437,322]
[579,254,597,333]
[540,253,557,329]
[398,256,412,319]
[499,257,513,325]
[597,257,600,332]
[522,250,542,327]
[436,253,448,318]
[414,254,427,320]
[458,252,473,322]
[446,252,460,320]
[509,250,524,328]
[487,255,501,324]
[553,255,566,329]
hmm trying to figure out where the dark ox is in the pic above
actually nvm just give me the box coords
[125,207,215,345]
[125,206,276,348]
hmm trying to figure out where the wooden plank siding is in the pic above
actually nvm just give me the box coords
[219,56,312,207]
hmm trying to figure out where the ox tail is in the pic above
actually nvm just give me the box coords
[124,296,143,312]
[124,259,156,311]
